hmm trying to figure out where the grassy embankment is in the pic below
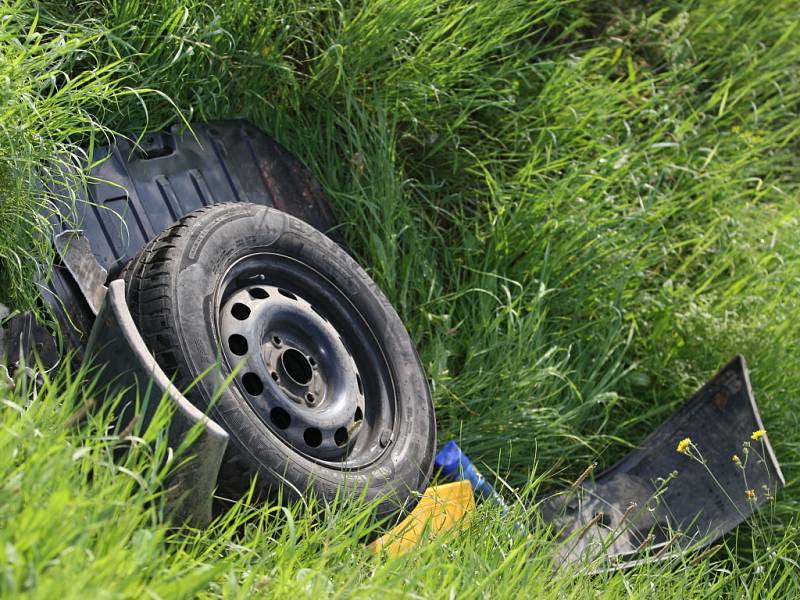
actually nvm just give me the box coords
[0,1,798,597]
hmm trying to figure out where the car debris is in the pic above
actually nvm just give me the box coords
[541,355,783,569]
[0,121,784,567]
[380,356,783,568]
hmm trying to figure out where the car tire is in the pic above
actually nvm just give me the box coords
[123,202,436,524]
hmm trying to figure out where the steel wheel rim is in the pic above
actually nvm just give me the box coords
[217,251,396,468]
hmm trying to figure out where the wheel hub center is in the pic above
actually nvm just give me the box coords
[265,339,323,407]
[281,348,313,386]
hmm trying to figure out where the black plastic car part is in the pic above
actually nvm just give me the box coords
[4,119,419,525]
[45,120,339,354]
[542,355,784,570]
[86,279,229,525]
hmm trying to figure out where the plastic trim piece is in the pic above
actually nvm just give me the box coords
[542,355,784,569]
[85,279,229,526]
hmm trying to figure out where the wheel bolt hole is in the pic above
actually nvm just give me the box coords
[270,407,291,429]
[272,336,282,346]
[334,427,349,447]
[248,287,269,299]
[242,373,263,396]
[306,392,315,403]
[228,334,248,356]
[271,371,279,382]
[281,348,313,385]
[308,356,317,367]
[231,303,250,320]
[303,427,322,448]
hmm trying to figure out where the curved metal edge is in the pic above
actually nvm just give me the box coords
[85,279,228,526]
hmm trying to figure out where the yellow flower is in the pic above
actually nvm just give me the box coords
[676,437,692,454]
[751,429,766,441]
[745,489,757,501]
[732,454,741,465]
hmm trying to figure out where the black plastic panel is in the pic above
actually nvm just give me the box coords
[46,119,339,349]
[53,119,338,277]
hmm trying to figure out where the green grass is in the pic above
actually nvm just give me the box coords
[1,0,799,596]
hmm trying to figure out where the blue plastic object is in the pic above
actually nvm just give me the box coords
[434,440,511,515]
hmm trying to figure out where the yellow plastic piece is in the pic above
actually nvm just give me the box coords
[368,481,475,557]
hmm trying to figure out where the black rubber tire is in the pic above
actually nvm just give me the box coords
[123,202,436,524]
